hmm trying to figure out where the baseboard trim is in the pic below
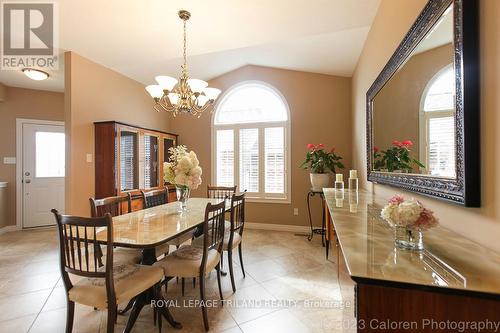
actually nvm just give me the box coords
[245,222,310,234]
[0,225,18,235]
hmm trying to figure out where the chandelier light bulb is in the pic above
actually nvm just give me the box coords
[155,76,178,91]
[145,85,163,99]
[187,79,208,94]
[203,87,222,100]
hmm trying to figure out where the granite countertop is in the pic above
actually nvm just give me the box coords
[323,188,500,297]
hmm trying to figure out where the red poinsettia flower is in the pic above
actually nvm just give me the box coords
[330,147,336,153]
[317,143,325,148]
[374,146,379,153]
[402,140,413,147]
[392,140,403,148]
[307,143,315,150]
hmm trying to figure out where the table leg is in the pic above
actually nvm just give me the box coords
[122,248,182,332]
[307,192,314,241]
[321,196,326,247]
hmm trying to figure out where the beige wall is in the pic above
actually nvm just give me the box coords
[0,86,64,227]
[352,0,500,252]
[373,43,453,165]
[64,52,171,216]
[170,65,352,227]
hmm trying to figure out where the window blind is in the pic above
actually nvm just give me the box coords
[120,132,137,191]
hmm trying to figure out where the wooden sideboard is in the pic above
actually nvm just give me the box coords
[324,189,500,332]
[94,121,178,208]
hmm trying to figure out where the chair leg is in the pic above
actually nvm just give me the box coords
[119,296,136,315]
[181,278,185,296]
[106,304,117,333]
[199,273,209,331]
[228,249,236,292]
[216,265,224,303]
[238,243,246,278]
[65,300,75,333]
[158,306,162,333]
[153,302,157,326]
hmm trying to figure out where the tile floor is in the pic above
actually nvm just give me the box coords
[0,228,350,332]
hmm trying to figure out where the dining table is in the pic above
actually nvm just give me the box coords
[94,197,231,333]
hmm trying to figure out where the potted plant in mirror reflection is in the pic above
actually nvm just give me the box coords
[163,145,202,211]
[301,143,345,191]
[381,195,439,251]
[374,140,425,172]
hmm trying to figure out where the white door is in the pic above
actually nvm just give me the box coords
[22,123,65,228]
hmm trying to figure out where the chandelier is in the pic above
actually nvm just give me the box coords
[145,10,221,117]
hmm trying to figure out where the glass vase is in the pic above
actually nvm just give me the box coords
[394,226,424,251]
[176,185,191,211]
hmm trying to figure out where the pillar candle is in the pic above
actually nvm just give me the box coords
[336,173,343,182]
[349,170,358,179]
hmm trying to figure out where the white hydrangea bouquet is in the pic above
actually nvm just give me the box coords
[163,145,202,189]
[381,195,438,250]
[164,145,202,210]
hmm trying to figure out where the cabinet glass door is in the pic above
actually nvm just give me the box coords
[119,130,138,191]
[144,134,159,188]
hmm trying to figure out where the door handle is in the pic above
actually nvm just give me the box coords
[24,179,31,184]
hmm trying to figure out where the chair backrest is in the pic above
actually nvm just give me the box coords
[200,201,226,273]
[207,185,237,200]
[141,187,168,209]
[51,209,115,303]
[89,193,132,217]
[229,192,246,235]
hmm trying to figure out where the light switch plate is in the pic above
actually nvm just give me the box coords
[293,208,299,216]
[86,154,93,163]
[3,157,16,164]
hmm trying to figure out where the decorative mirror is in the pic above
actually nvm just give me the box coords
[367,0,479,206]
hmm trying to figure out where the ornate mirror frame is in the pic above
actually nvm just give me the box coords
[366,0,480,207]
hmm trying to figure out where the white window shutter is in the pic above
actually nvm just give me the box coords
[216,130,234,186]
[428,116,455,177]
[265,127,285,193]
[239,128,259,193]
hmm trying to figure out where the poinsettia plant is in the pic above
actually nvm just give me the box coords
[378,140,424,172]
[301,144,345,174]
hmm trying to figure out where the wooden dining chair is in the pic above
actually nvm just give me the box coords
[51,209,164,333]
[207,185,237,200]
[141,187,168,209]
[89,193,132,217]
[225,192,246,292]
[154,201,226,332]
[89,194,142,265]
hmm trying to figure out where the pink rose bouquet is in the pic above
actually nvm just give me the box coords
[381,195,439,231]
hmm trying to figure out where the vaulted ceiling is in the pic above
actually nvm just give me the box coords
[0,0,380,92]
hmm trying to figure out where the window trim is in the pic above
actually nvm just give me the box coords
[211,81,291,203]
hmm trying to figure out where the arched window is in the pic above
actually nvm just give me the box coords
[420,65,456,177]
[212,82,290,201]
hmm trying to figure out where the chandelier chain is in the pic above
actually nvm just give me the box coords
[183,20,187,70]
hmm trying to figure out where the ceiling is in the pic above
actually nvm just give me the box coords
[0,0,381,92]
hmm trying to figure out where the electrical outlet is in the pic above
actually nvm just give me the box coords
[293,208,299,216]
[86,154,93,163]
